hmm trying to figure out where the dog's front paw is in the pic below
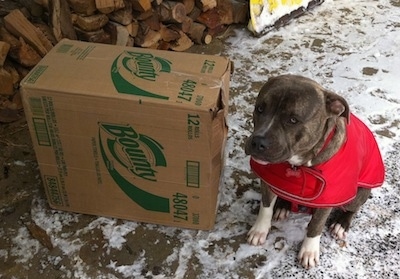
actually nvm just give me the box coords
[298,235,321,269]
[247,206,273,246]
[247,222,271,246]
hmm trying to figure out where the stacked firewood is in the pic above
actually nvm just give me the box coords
[64,0,249,50]
[3,0,248,52]
[0,0,248,122]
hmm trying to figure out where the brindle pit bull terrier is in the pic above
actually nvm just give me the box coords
[245,75,384,269]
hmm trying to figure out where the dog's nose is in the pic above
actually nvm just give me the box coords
[251,136,268,151]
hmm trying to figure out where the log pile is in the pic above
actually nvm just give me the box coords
[0,0,248,122]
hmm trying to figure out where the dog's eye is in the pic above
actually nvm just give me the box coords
[288,117,299,124]
[256,105,264,113]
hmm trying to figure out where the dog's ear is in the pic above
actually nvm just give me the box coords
[325,90,350,123]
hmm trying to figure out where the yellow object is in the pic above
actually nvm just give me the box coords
[249,0,313,34]
[268,0,279,12]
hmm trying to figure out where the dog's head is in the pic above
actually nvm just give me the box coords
[245,75,349,166]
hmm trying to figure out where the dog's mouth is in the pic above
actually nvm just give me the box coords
[251,157,270,165]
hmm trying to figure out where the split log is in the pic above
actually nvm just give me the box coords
[0,68,14,95]
[231,0,249,23]
[131,0,152,12]
[197,8,222,29]
[4,9,53,57]
[68,0,97,16]
[187,22,211,44]
[33,22,58,45]
[14,63,30,80]
[26,222,54,250]
[135,9,154,20]
[19,0,45,17]
[13,61,31,80]
[157,40,171,50]
[49,0,77,41]
[177,0,195,14]
[75,27,112,44]
[0,27,42,68]
[0,27,20,49]
[143,13,161,31]
[158,1,187,23]
[13,91,24,110]
[196,0,217,11]
[95,0,125,14]
[160,24,181,42]
[207,24,227,37]
[74,14,109,32]
[170,30,193,51]
[197,0,234,29]
[4,61,21,88]
[104,22,130,46]
[114,25,130,46]
[125,20,139,37]
[104,23,117,44]
[113,0,126,10]
[177,16,193,33]
[15,38,42,67]
[127,36,135,47]
[108,0,133,25]
[95,0,115,14]
[187,5,201,20]
[0,42,10,67]
[0,28,42,67]
[135,25,161,48]
[215,0,234,25]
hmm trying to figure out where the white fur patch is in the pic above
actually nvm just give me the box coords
[288,155,304,166]
[298,235,321,269]
[247,196,277,246]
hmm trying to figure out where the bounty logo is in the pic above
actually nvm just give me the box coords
[98,122,169,213]
[111,51,172,100]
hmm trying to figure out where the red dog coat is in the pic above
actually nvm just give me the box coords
[250,114,385,209]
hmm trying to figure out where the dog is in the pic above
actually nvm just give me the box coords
[245,75,385,269]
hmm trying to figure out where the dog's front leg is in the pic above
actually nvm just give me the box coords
[298,208,332,269]
[248,182,277,246]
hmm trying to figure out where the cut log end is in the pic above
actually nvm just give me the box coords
[203,34,212,44]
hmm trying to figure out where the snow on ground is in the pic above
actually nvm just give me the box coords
[3,0,400,278]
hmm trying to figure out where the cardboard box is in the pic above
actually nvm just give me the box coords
[21,39,230,230]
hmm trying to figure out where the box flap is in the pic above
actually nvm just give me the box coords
[21,39,231,112]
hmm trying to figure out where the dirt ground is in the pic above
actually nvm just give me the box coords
[0,118,40,277]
